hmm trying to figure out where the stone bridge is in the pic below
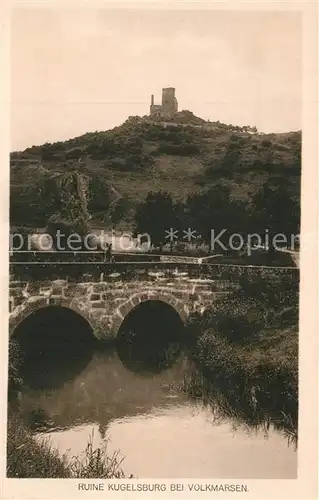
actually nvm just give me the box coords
[9,255,298,340]
[9,260,236,340]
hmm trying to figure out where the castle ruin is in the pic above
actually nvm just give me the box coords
[150,87,178,117]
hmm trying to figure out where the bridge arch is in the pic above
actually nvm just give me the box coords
[112,290,187,337]
[9,297,95,337]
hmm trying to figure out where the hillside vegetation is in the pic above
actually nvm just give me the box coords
[10,112,301,228]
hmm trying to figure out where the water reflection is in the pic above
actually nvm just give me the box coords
[180,366,298,448]
[13,303,297,478]
[116,339,182,374]
[18,346,188,431]
[15,339,297,478]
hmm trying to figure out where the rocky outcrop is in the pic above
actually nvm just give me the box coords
[47,171,90,225]
[44,171,91,250]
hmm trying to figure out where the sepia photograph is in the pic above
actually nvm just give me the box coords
[4,4,310,488]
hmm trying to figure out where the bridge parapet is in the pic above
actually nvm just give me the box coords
[10,252,299,281]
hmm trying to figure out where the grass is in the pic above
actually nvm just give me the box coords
[7,410,131,478]
[7,335,132,479]
[7,411,71,478]
[180,351,298,447]
[184,271,299,443]
[68,431,129,479]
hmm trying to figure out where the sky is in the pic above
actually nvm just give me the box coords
[10,8,302,151]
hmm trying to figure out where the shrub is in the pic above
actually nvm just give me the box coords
[8,338,24,399]
[158,142,200,156]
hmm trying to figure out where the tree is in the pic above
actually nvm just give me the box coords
[184,186,247,252]
[133,191,177,251]
[251,179,300,250]
[109,196,131,230]
[87,176,112,216]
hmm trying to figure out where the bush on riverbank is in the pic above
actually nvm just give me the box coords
[7,411,129,478]
[187,272,299,440]
[197,273,298,344]
[181,332,298,445]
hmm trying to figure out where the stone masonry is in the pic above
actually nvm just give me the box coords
[9,262,232,340]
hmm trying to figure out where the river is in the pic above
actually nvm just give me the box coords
[16,334,297,479]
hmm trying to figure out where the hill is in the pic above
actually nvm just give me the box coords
[10,112,301,229]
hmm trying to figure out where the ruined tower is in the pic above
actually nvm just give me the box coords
[149,87,178,117]
[161,87,178,116]
[150,93,162,115]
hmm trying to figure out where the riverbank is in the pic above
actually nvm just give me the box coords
[7,338,131,479]
[186,271,299,442]
[7,266,298,476]
[7,409,129,478]
[7,410,70,478]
